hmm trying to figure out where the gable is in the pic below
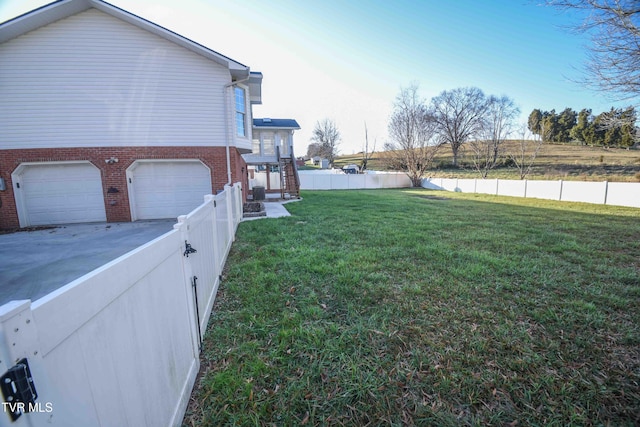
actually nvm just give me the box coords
[0,8,232,149]
[0,0,249,78]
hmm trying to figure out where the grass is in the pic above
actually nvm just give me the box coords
[333,141,640,182]
[183,189,639,426]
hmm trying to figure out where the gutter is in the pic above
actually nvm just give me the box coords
[223,76,250,187]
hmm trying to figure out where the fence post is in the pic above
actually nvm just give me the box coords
[0,300,53,426]
[214,193,227,276]
[0,300,42,376]
[235,183,243,228]
[558,180,564,201]
[224,185,234,242]
[204,194,221,281]
[524,179,528,198]
[173,216,201,353]
[603,180,609,205]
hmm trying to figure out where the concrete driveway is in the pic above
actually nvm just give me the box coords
[0,220,176,306]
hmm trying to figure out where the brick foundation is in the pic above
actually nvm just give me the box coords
[0,146,248,229]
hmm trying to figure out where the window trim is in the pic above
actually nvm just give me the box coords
[234,86,246,137]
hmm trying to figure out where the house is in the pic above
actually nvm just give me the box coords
[0,0,264,229]
[244,118,301,199]
[311,157,329,169]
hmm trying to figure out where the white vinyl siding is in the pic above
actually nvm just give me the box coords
[0,9,231,149]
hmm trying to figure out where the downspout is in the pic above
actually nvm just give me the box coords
[223,76,250,187]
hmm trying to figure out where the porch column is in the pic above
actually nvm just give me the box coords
[265,164,271,192]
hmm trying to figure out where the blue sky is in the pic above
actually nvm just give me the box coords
[1,0,633,155]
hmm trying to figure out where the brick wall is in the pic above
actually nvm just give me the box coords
[0,146,247,229]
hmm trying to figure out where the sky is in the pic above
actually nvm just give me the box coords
[0,0,635,156]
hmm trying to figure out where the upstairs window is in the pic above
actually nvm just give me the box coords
[234,87,246,137]
[262,132,275,155]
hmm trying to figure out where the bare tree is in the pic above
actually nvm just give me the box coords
[431,87,488,166]
[360,122,376,172]
[508,125,544,179]
[545,1,640,137]
[384,84,441,187]
[468,95,520,178]
[467,138,495,179]
[593,106,640,147]
[545,0,640,103]
[306,142,323,159]
[310,119,341,166]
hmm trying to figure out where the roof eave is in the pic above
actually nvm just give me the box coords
[0,0,250,76]
[248,71,263,105]
[253,126,301,131]
[253,118,301,130]
[0,0,90,44]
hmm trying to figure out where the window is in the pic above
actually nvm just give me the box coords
[234,87,246,137]
[276,132,289,156]
[262,132,274,155]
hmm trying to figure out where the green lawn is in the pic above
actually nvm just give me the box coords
[184,189,639,426]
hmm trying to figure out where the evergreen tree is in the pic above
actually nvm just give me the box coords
[570,108,592,144]
[530,106,636,147]
[528,109,543,136]
[618,107,637,148]
[557,108,577,143]
[541,110,558,142]
[585,112,607,146]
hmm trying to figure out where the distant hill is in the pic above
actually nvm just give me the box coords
[333,141,640,182]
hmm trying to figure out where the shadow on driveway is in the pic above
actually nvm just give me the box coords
[0,220,176,306]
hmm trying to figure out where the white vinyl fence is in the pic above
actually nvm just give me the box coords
[0,183,243,427]
[422,177,640,208]
[299,171,412,190]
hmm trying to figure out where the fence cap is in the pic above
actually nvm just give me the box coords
[0,300,31,320]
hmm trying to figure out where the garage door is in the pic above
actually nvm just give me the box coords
[128,160,212,220]
[14,162,106,226]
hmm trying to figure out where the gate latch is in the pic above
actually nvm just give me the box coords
[1,358,38,422]
[183,240,197,257]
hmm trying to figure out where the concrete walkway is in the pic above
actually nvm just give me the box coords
[242,199,299,221]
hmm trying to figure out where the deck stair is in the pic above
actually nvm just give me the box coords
[278,147,300,199]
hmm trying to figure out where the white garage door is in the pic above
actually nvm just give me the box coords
[15,162,106,226]
[128,160,212,220]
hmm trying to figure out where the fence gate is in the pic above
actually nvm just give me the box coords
[0,183,244,427]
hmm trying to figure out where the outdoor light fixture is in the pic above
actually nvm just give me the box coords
[105,157,118,164]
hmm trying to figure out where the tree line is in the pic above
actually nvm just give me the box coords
[383,85,545,185]
[306,1,640,185]
[527,107,637,148]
